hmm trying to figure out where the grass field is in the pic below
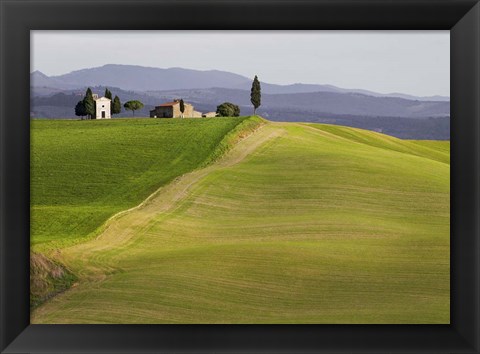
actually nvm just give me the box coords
[31,119,449,324]
[31,117,261,252]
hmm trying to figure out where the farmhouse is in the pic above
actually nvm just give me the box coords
[92,94,111,119]
[150,99,202,118]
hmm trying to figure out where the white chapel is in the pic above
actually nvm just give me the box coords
[92,94,111,119]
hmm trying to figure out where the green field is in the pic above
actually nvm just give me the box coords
[31,118,449,324]
[31,117,261,252]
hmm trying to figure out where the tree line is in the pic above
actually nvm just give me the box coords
[75,88,121,119]
[75,87,145,119]
[75,75,261,119]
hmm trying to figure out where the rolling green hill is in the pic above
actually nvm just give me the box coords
[31,119,449,324]
[31,117,262,252]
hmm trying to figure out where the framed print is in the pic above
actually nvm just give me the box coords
[1,0,479,353]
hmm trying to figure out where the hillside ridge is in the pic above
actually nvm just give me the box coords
[304,123,449,164]
[32,120,449,324]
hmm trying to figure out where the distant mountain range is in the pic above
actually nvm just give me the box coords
[30,64,450,139]
[31,64,449,101]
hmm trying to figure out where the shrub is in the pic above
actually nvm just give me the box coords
[216,102,240,117]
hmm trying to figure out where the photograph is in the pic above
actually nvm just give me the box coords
[29,30,450,324]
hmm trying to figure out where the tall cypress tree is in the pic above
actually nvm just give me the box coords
[112,95,122,115]
[250,75,261,115]
[105,88,113,115]
[104,88,112,100]
[83,88,95,119]
[179,99,185,118]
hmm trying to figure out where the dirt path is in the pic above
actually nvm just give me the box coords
[32,123,286,322]
[49,123,285,281]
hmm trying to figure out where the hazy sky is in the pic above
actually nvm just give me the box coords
[31,31,450,97]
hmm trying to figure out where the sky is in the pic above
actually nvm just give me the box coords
[31,31,450,97]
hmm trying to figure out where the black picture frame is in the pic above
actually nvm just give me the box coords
[1,0,479,353]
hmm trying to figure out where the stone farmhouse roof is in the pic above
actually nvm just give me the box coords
[157,101,179,107]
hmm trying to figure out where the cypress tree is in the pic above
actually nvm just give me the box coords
[83,88,96,119]
[105,88,113,115]
[112,95,122,115]
[179,99,185,118]
[250,75,261,115]
[104,88,112,100]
